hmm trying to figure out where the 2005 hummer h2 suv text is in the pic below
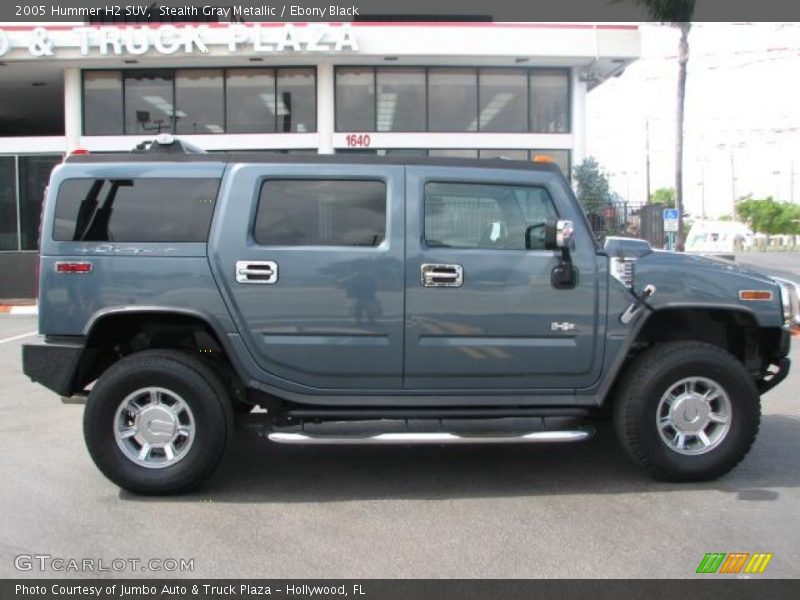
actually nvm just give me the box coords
[22,139,792,494]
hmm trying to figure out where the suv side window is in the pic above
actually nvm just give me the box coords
[53,177,220,242]
[254,180,386,247]
[424,182,557,250]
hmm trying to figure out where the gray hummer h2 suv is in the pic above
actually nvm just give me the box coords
[23,141,792,494]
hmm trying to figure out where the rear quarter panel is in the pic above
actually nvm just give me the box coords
[38,162,235,336]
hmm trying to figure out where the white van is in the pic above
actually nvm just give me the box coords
[685,220,753,260]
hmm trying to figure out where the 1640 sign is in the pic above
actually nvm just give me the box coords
[345,134,372,148]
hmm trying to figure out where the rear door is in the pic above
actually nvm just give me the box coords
[211,163,405,390]
[404,166,604,390]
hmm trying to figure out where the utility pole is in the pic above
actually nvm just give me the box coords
[698,173,706,220]
[645,120,652,203]
[730,152,737,211]
[772,170,781,202]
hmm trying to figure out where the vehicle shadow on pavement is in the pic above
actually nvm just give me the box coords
[119,414,800,503]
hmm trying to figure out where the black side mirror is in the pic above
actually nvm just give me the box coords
[524,223,544,250]
[551,262,578,289]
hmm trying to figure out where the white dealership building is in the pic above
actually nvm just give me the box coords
[0,20,640,297]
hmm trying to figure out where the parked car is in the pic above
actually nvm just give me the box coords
[685,219,754,260]
[22,138,792,494]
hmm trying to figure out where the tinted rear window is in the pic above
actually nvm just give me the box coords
[254,180,386,247]
[53,178,219,242]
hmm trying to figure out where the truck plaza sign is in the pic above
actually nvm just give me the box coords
[0,23,358,58]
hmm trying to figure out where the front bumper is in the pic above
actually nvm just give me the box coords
[22,338,84,396]
[758,357,791,394]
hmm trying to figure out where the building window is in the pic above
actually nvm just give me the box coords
[334,67,570,134]
[532,149,571,179]
[335,68,375,133]
[428,68,478,132]
[124,70,175,135]
[424,182,557,251]
[276,69,317,133]
[0,157,17,251]
[255,180,386,247]
[84,68,316,135]
[376,68,426,132]
[0,155,63,252]
[478,68,528,132]
[225,69,276,134]
[18,156,62,251]
[530,70,570,133]
[428,149,479,159]
[83,71,123,135]
[478,149,529,160]
[175,70,224,135]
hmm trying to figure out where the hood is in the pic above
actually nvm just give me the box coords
[627,250,785,328]
[649,250,778,286]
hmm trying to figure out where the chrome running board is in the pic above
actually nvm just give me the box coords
[268,429,592,445]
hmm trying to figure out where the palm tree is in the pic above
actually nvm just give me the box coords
[624,1,696,251]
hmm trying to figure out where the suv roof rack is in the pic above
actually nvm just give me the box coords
[132,134,207,155]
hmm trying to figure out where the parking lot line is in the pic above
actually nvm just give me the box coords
[0,331,37,345]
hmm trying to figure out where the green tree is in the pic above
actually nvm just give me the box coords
[649,187,676,208]
[737,198,800,235]
[621,0,696,251]
[573,157,612,214]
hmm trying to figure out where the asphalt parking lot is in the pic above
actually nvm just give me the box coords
[1,276,799,578]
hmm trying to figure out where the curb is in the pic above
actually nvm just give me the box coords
[0,304,38,315]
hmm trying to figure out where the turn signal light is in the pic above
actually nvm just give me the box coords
[739,290,773,301]
[55,262,93,274]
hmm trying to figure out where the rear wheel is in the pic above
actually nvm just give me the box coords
[84,350,231,495]
[613,341,760,481]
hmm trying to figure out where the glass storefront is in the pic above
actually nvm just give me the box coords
[0,157,17,251]
[335,67,570,133]
[428,69,479,132]
[83,71,124,136]
[83,68,317,135]
[83,65,570,139]
[0,155,62,252]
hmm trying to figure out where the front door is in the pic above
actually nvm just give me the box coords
[404,166,604,390]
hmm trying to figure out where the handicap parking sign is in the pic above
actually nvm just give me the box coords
[663,208,680,221]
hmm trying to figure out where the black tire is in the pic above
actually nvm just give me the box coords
[83,350,232,495]
[613,341,760,482]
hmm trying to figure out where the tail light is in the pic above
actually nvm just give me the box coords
[55,262,93,274]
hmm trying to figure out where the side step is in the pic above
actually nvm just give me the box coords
[268,429,592,445]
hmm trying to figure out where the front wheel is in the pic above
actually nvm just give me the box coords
[84,350,232,495]
[613,341,760,482]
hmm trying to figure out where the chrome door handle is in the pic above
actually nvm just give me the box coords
[235,260,278,284]
[421,263,463,288]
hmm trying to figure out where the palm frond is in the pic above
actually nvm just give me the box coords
[618,0,695,23]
